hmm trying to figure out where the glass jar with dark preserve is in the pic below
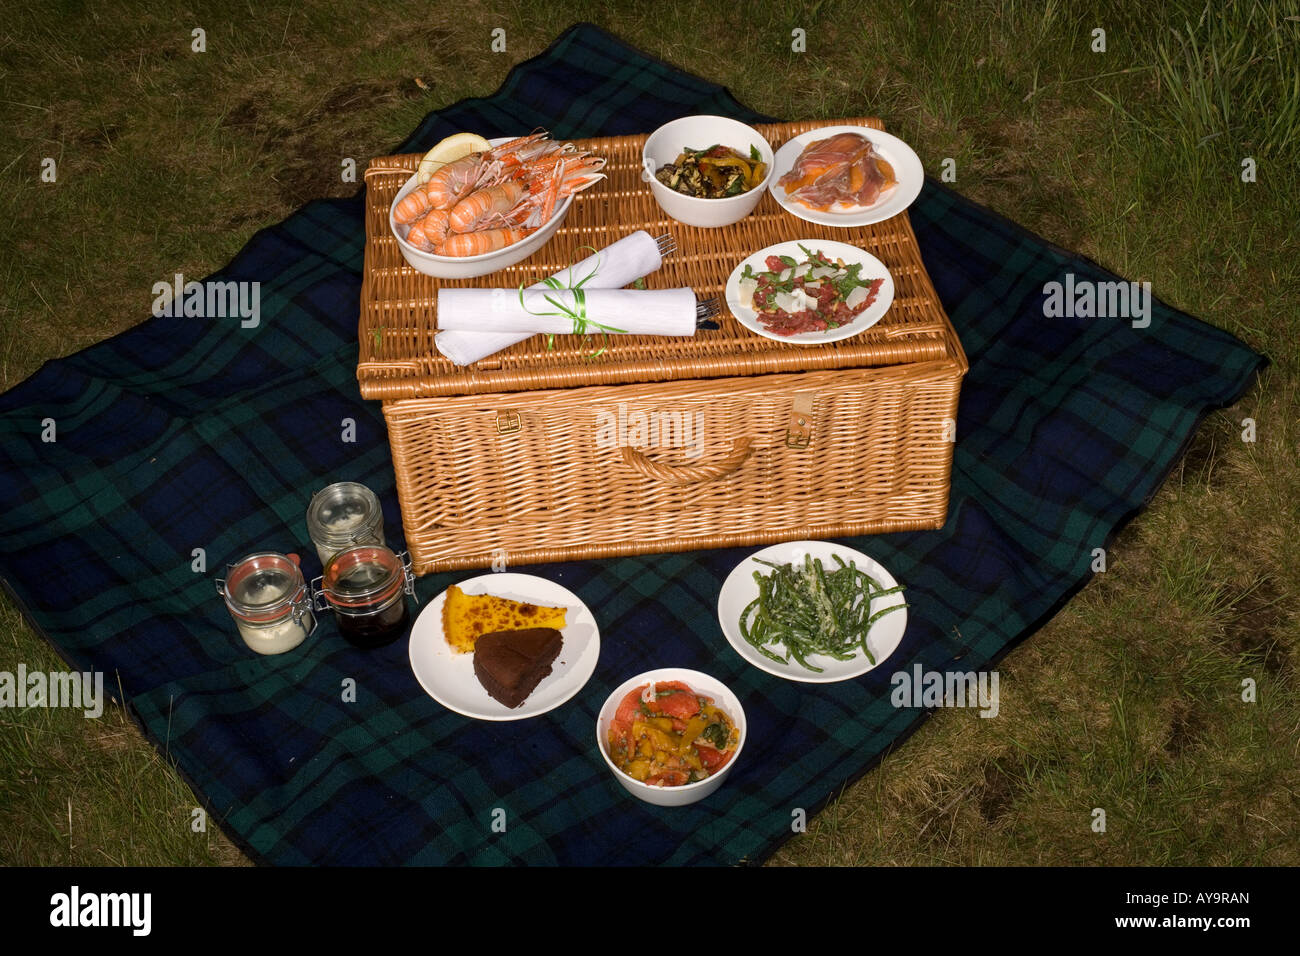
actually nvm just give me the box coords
[315,545,417,649]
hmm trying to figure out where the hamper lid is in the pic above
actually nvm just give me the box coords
[357,117,966,401]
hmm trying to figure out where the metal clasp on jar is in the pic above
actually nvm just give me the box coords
[396,549,419,604]
[310,577,332,614]
[290,587,318,634]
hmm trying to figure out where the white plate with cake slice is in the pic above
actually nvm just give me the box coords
[408,572,601,721]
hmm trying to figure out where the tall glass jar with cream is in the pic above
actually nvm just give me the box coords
[305,481,386,567]
[217,552,316,655]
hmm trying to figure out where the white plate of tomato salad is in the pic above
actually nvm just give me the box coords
[725,239,894,344]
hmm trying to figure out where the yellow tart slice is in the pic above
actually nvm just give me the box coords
[441,585,567,653]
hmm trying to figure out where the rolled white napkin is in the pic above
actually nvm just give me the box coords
[433,230,667,366]
[437,287,697,336]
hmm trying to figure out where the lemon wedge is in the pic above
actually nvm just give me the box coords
[416,132,491,184]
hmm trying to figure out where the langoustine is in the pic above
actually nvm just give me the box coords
[447,156,606,233]
[405,209,449,252]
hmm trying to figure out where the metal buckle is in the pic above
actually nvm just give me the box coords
[496,410,522,434]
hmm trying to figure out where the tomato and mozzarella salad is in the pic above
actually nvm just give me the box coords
[737,245,885,335]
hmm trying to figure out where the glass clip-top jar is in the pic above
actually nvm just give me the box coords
[217,552,316,655]
[305,481,386,567]
[313,545,417,650]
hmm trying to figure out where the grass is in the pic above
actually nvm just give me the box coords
[1,0,1298,865]
[0,601,248,865]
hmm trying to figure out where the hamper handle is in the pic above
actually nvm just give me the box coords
[618,438,753,485]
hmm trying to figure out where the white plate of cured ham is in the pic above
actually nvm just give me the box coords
[768,126,924,227]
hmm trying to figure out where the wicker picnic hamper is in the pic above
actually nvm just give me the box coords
[358,118,967,574]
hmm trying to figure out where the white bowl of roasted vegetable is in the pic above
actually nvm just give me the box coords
[717,541,909,683]
[642,115,773,228]
[597,668,746,807]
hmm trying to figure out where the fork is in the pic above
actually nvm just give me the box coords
[696,296,722,329]
[654,233,678,259]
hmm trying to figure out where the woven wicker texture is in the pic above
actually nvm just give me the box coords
[359,119,968,573]
[358,118,964,399]
[386,364,962,572]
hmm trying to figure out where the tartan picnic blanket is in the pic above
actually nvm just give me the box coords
[0,23,1264,865]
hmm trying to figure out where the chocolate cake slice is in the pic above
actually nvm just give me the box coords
[472,627,564,708]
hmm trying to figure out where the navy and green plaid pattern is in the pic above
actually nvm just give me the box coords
[0,23,1263,865]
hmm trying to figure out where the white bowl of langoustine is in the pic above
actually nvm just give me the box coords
[388,136,581,280]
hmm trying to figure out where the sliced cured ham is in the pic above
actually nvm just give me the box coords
[777,132,897,211]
